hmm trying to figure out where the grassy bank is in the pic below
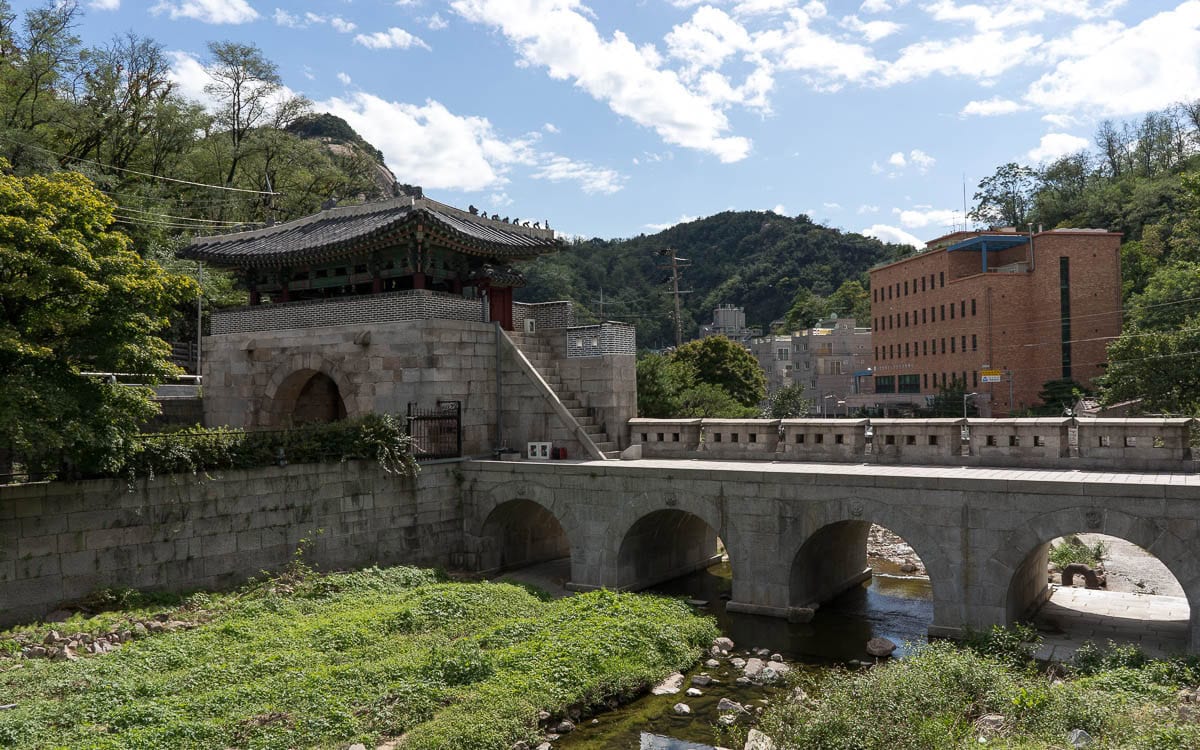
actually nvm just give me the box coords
[0,566,718,749]
[754,630,1200,750]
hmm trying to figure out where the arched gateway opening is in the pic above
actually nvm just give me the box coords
[616,510,724,591]
[1008,532,1191,658]
[478,499,571,577]
[264,369,348,426]
[790,522,934,659]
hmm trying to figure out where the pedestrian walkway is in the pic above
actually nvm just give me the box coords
[1032,586,1189,661]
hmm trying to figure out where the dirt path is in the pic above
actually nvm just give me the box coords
[1074,533,1184,597]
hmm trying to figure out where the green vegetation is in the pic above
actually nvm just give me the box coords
[0,566,718,749]
[764,382,810,418]
[0,163,197,476]
[635,337,767,418]
[755,633,1200,750]
[115,413,418,480]
[1049,536,1108,569]
[521,211,906,349]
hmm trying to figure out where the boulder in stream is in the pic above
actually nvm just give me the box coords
[865,637,897,657]
[652,672,685,695]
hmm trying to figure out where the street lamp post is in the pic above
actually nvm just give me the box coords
[964,391,979,419]
[823,394,835,418]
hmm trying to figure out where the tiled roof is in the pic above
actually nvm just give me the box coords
[179,196,560,269]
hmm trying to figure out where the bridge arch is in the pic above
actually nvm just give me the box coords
[467,481,584,580]
[614,508,728,591]
[785,497,959,632]
[259,357,356,427]
[991,506,1200,649]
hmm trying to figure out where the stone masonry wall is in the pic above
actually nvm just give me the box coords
[0,462,460,628]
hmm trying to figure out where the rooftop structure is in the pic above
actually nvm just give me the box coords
[868,228,1122,415]
[181,193,561,331]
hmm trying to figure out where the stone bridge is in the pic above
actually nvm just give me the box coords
[461,456,1200,650]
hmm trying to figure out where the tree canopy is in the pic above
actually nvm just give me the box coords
[0,163,196,473]
[671,336,766,408]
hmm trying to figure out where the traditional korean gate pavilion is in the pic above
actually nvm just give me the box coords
[180,193,561,330]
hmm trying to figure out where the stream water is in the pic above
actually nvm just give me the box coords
[553,560,933,750]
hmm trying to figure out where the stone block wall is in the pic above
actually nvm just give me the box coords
[779,419,870,461]
[1076,419,1194,470]
[871,419,966,463]
[0,462,460,628]
[629,419,703,458]
[967,418,1071,463]
[555,351,637,450]
[699,420,781,459]
[212,290,485,335]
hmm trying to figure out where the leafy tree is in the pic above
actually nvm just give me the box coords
[0,164,197,473]
[926,375,975,418]
[970,162,1037,228]
[1034,378,1087,416]
[782,287,827,332]
[635,352,694,418]
[764,382,809,418]
[676,382,757,418]
[671,336,766,408]
[826,279,870,325]
[1102,318,1200,414]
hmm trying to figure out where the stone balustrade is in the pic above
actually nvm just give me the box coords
[628,417,1197,471]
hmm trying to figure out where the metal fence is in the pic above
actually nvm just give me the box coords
[406,401,463,460]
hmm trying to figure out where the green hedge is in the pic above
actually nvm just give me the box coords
[116,414,418,480]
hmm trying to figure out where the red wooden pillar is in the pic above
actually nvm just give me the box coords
[412,271,426,290]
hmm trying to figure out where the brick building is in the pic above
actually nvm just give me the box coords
[868,229,1122,415]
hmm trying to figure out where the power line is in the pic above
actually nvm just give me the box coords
[114,205,245,226]
[0,136,280,195]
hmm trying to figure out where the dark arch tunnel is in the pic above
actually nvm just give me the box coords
[616,509,725,591]
[477,499,571,575]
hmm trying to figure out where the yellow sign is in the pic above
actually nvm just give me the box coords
[981,368,1002,384]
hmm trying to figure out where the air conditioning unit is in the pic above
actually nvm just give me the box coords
[524,318,537,334]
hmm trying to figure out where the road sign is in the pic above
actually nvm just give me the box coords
[981,368,1002,383]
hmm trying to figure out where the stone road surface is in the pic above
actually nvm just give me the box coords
[1033,587,1189,660]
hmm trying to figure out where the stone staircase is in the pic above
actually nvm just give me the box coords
[509,331,620,458]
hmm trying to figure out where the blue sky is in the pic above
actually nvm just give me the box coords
[23,0,1200,242]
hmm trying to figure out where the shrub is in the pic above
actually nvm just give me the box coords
[1049,536,1107,569]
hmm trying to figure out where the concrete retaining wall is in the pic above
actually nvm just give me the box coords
[0,462,460,628]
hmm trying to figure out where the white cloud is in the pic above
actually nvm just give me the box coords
[893,206,959,229]
[756,7,882,88]
[960,96,1028,117]
[879,30,1042,85]
[543,123,560,134]
[273,8,301,27]
[90,0,120,10]
[1024,2,1200,117]
[772,203,787,215]
[924,0,1126,32]
[452,0,751,162]
[1041,113,1078,128]
[533,155,623,194]
[331,17,357,33]
[354,27,431,50]
[887,151,906,168]
[862,224,924,247]
[860,0,906,12]
[426,13,449,30]
[1027,132,1090,162]
[647,214,700,231]
[857,204,879,214]
[337,72,352,85]
[839,14,902,42]
[823,201,841,210]
[318,91,624,195]
[151,0,259,24]
[909,149,935,173]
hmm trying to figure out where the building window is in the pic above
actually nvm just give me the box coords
[905,342,910,357]
[941,338,946,354]
[921,308,926,324]
[923,340,928,356]
[940,304,945,321]
[776,348,790,361]
[950,303,955,320]
[875,346,879,359]
[972,334,977,351]
[961,300,966,317]
[904,280,908,295]
[904,311,909,326]
[924,373,928,389]
[972,371,978,387]
[888,286,892,300]
[940,271,945,287]
[962,335,967,352]
[1060,256,1072,379]
[922,277,926,292]
[972,298,977,316]
[875,375,896,393]
[899,374,920,393]
[951,338,956,353]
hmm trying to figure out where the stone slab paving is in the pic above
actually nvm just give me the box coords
[1033,587,1189,661]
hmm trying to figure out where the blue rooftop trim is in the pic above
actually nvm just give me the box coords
[946,234,1030,273]
[946,234,1029,253]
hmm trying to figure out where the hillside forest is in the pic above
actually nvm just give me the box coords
[1,0,1198,415]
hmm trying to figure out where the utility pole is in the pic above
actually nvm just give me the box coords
[658,248,691,347]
